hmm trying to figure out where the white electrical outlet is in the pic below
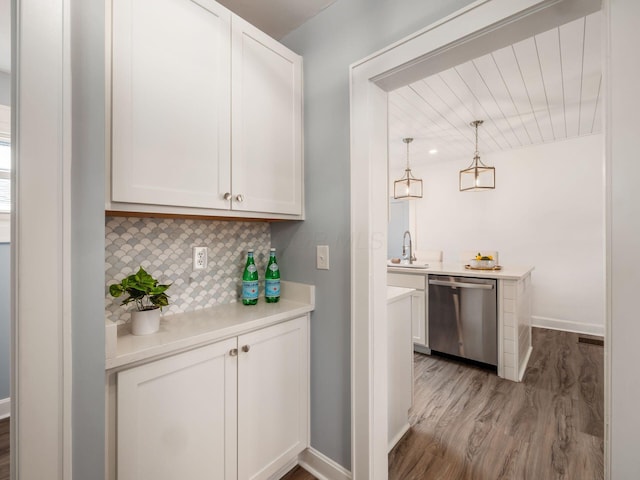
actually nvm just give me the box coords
[193,246,208,270]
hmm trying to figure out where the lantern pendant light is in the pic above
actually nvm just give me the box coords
[394,137,423,199]
[459,120,495,191]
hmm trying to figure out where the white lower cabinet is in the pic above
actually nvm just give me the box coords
[237,318,309,479]
[498,274,533,382]
[387,273,428,348]
[116,316,308,480]
[409,290,426,346]
[387,292,413,451]
[117,338,238,480]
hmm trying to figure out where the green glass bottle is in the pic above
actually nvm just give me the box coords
[265,248,280,303]
[242,249,259,305]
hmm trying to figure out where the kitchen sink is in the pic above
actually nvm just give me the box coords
[387,261,429,269]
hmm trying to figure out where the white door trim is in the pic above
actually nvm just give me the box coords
[12,0,73,478]
[349,0,604,478]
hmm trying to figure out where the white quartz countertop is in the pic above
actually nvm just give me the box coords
[105,281,315,370]
[387,286,415,302]
[387,262,534,280]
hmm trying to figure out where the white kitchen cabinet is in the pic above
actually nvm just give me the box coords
[498,273,533,382]
[237,317,308,479]
[115,316,308,480]
[387,272,428,350]
[111,0,232,210]
[117,337,238,480]
[109,0,303,219]
[387,289,413,451]
[231,16,303,216]
[410,290,426,346]
[388,263,534,382]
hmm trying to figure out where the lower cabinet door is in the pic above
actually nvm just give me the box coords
[411,290,426,346]
[237,317,309,480]
[388,295,413,451]
[117,338,238,480]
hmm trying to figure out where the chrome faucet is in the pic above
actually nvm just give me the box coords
[402,230,416,264]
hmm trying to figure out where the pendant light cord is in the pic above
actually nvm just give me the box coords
[470,120,485,167]
[474,121,479,158]
[406,139,410,170]
[403,137,413,172]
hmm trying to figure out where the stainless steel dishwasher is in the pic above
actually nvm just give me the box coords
[428,275,497,366]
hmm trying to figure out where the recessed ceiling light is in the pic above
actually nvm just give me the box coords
[429,149,438,155]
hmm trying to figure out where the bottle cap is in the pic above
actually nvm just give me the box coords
[247,249,254,253]
[270,247,276,252]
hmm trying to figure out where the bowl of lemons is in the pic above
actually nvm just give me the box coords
[470,253,496,269]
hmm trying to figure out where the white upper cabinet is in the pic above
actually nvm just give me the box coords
[231,16,303,216]
[109,0,304,219]
[111,0,232,209]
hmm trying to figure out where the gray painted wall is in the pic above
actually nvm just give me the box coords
[273,0,475,469]
[0,244,9,400]
[70,0,105,477]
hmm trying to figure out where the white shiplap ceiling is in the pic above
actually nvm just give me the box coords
[388,11,602,168]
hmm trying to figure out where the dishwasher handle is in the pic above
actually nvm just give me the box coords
[428,279,494,290]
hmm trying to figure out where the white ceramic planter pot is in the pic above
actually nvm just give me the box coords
[131,308,161,335]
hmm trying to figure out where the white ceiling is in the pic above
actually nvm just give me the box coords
[0,0,9,73]
[0,0,337,74]
[217,0,336,39]
[389,11,602,169]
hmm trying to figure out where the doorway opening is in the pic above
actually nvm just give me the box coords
[349,0,605,478]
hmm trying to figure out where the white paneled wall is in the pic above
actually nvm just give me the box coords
[410,134,605,334]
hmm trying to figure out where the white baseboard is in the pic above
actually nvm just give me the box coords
[298,447,352,480]
[269,457,300,480]
[388,422,410,453]
[0,397,10,420]
[518,346,533,382]
[532,316,604,337]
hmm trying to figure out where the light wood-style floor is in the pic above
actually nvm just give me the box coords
[0,418,8,480]
[284,327,604,480]
[0,328,603,480]
[281,465,317,480]
[389,327,604,479]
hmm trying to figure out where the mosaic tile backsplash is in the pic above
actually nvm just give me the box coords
[105,217,271,324]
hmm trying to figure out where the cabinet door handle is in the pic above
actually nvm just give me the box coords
[229,348,238,356]
[235,194,244,203]
[223,192,232,200]
[241,345,250,353]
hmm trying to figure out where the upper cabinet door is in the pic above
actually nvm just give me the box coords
[111,0,232,209]
[231,17,303,216]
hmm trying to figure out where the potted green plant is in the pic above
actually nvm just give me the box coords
[109,266,171,335]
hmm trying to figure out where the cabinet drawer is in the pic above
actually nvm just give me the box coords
[387,273,426,290]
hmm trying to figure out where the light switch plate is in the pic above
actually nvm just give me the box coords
[317,245,329,270]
